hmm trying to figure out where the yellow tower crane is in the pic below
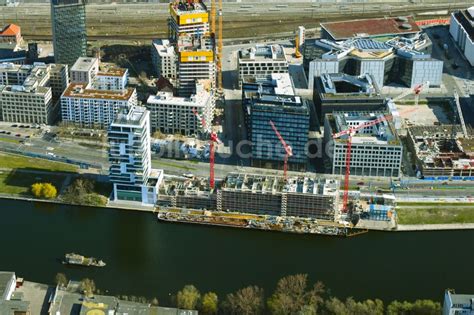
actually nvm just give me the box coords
[210,0,223,93]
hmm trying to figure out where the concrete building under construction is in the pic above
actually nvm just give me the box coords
[407,125,474,178]
[160,173,340,221]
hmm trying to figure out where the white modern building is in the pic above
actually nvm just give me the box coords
[443,289,474,315]
[449,6,474,67]
[0,62,68,124]
[108,106,163,205]
[146,80,213,135]
[70,57,99,84]
[61,83,137,128]
[305,34,443,89]
[151,39,177,84]
[324,111,403,177]
[238,44,289,87]
[70,57,128,90]
[0,272,16,301]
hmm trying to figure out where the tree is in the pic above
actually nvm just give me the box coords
[31,183,43,198]
[323,297,348,314]
[151,297,159,306]
[54,273,68,287]
[80,278,96,298]
[31,183,57,199]
[200,292,218,315]
[153,131,166,140]
[387,300,441,315]
[42,183,57,199]
[267,274,325,315]
[222,285,265,315]
[176,285,201,310]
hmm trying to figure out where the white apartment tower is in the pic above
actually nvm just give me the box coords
[108,106,162,205]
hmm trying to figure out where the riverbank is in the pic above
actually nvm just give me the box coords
[3,194,474,232]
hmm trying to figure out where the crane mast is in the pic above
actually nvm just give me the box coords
[333,114,393,212]
[269,120,293,180]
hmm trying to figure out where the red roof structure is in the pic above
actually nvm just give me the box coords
[321,16,420,40]
[0,24,21,37]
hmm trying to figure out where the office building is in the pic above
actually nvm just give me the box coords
[305,33,442,90]
[146,80,213,135]
[151,39,177,84]
[313,73,386,122]
[0,24,22,50]
[407,125,474,178]
[324,111,403,177]
[449,6,474,67]
[176,35,215,96]
[238,44,289,87]
[243,73,310,169]
[61,83,137,128]
[443,289,474,315]
[0,63,68,124]
[108,106,163,205]
[51,0,87,66]
[168,0,210,41]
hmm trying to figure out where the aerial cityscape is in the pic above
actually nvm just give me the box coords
[0,0,473,314]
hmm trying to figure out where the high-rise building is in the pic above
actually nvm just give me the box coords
[176,35,215,97]
[242,73,310,169]
[108,106,163,205]
[168,0,210,41]
[51,0,87,66]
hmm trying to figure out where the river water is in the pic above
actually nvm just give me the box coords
[0,199,472,304]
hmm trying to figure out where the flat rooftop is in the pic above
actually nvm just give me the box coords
[321,16,420,40]
[222,173,339,196]
[328,111,399,145]
[243,73,295,96]
[152,39,176,57]
[63,83,135,101]
[113,106,147,126]
[71,57,98,73]
[97,64,127,77]
[239,44,286,61]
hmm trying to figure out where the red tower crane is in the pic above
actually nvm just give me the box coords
[193,108,221,189]
[269,120,293,180]
[332,114,393,212]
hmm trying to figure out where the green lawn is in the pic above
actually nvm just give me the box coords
[0,153,78,196]
[0,153,77,172]
[0,171,68,196]
[397,207,474,225]
[0,137,20,144]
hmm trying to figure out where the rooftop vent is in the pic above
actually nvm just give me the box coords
[400,23,412,30]
[396,16,409,22]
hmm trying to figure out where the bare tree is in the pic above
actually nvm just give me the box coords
[222,285,264,315]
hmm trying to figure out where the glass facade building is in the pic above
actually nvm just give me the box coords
[51,0,87,66]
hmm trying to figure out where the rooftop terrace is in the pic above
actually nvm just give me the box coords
[239,44,286,61]
[63,83,135,101]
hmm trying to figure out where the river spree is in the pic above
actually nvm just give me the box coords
[0,199,472,304]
